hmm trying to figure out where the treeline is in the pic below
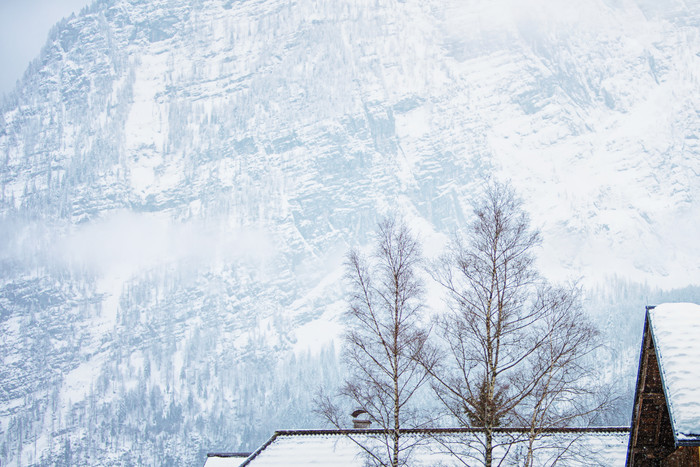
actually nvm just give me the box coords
[0,261,344,466]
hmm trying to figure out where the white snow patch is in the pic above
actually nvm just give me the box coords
[292,300,345,353]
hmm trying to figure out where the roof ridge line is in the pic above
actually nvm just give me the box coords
[272,427,630,436]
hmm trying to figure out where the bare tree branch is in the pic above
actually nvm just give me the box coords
[425,182,609,466]
[317,216,436,467]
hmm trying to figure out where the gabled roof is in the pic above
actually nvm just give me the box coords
[648,303,700,445]
[206,428,629,467]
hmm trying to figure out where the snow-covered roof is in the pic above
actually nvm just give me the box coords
[203,453,250,467]
[205,428,629,467]
[648,302,700,445]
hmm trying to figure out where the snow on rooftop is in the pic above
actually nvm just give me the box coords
[204,455,249,467]
[205,429,629,466]
[204,454,252,467]
[649,302,700,444]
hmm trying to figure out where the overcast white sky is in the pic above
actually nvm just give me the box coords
[0,0,92,96]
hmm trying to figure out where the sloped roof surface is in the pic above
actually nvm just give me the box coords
[649,302,700,444]
[205,429,629,466]
[204,456,246,467]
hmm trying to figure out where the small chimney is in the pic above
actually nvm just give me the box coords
[351,409,372,429]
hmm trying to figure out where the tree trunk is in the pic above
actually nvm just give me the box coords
[526,421,537,467]
[393,298,400,467]
[394,371,399,467]
[485,426,493,467]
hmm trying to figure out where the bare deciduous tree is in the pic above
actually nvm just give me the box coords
[319,217,436,467]
[426,183,608,467]
[514,284,612,466]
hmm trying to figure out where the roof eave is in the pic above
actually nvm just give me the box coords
[676,437,700,447]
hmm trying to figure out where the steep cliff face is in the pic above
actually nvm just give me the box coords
[1,0,699,465]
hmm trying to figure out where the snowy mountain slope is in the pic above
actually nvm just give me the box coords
[1,0,700,465]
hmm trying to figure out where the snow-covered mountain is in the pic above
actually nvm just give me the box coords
[1,0,700,465]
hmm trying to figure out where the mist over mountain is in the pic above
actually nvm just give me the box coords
[1,0,700,465]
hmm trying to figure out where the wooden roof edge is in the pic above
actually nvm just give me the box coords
[207,452,253,457]
[626,308,652,466]
[676,437,700,447]
[238,432,279,467]
[273,427,630,436]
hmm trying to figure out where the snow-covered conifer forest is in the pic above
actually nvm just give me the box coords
[1,0,700,465]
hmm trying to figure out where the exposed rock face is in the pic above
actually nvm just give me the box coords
[1,0,699,464]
